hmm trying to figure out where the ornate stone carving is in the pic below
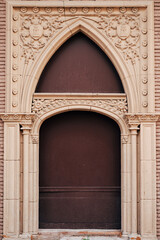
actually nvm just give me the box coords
[121,135,129,144]
[97,14,140,64]
[10,6,148,112]
[20,13,64,62]
[0,113,35,122]
[125,114,160,123]
[31,97,128,117]
[18,7,142,65]
[31,135,39,144]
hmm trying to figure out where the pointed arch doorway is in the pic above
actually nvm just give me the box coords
[37,32,124,230]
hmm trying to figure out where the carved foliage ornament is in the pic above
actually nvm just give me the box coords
[20,13,63,62]
[31,98,128,117]
[97,14,140,64]
[18,7,142,64]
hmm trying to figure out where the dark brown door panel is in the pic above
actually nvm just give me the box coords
[39,111,121,229]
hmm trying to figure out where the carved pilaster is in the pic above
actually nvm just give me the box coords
[129,123,139,237]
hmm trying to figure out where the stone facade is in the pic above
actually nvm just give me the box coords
[1,0,160,239]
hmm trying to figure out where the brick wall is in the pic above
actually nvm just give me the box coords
[155,0,160,238]
[0,0,5,238]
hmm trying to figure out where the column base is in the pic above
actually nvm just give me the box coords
[140,236,158,240]
[3,234,31,240]
[129,234,158,240]
[128,233,141,240]
[19,233,31,240]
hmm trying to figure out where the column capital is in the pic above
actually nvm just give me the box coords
[31,134,39,144]
[125,113,160,124]
[21,124,32,134]
[129,124,139,134]
[121,134,129,144]
[0,113,35,122]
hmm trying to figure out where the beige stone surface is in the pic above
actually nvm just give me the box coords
[0,0,159,240]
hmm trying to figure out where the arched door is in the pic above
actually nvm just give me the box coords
[39,111,121,229]
[38,32,123,229]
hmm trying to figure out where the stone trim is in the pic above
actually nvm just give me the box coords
[2,1,157,240]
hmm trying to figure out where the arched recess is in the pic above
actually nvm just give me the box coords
[31,106,129,233]
[39,110,121,229]
[21,19,138,113]
[36,32,124,93]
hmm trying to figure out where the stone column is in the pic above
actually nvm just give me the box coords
[28,135,39,234]
[121,134,131,237]
[129,124,139,239]
[140,122,157,240]
[21,124,31,239]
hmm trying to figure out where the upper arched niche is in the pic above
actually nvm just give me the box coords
[36,32,124,93]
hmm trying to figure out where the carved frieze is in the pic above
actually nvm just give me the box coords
[31,96,128,118]
[124,113,160,124]
[0,113,35,122]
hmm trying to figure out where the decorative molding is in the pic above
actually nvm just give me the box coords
[0,113,35,122]
[124,113,160,124]
[31,97,128,117]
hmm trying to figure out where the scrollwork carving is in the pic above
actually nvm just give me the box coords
[121,135,129,144]
[97,14,140,64]
[31,135,39,144]
[31,98,128,117]
[20,13,64,62]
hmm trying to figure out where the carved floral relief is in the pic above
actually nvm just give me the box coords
[10,6,148,112]
[18,7,142,64]
[31,97,128,118]
[20,13,63,62]
[97,13,140,63]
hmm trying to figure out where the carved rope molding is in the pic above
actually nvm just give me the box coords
[31,97,128,118]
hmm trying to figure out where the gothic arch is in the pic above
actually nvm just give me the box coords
[21,19,138,113]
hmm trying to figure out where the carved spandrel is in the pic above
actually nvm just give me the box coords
[17,7,143,64]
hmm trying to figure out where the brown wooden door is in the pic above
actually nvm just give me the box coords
[39,111,121,229]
